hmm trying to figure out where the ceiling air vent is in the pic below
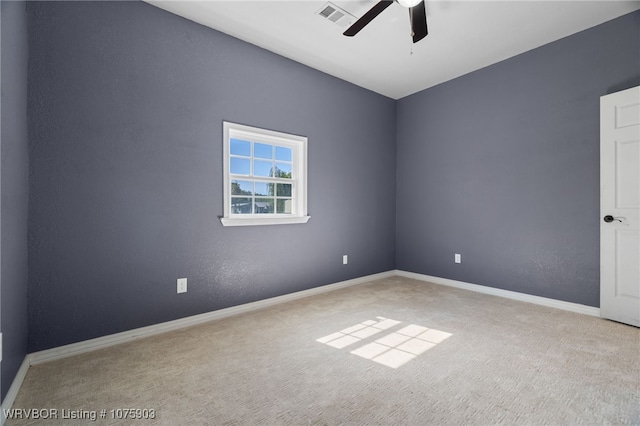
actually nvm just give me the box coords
[316,2,356,28]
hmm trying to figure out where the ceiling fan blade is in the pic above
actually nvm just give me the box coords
[410,1,428,43]
[343,1,394,37]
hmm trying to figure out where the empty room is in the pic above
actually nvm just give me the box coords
[1,0,639,424]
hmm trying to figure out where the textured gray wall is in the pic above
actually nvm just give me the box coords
[1,0,30,401]
[27,1,396,352]
[396,10,640,307]
[20,0,640,361]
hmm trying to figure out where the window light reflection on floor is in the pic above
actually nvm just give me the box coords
[316,317,452,369]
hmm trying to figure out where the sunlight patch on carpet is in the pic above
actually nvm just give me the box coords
[316,317,452,369]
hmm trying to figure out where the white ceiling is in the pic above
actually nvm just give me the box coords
[146,1,640,99]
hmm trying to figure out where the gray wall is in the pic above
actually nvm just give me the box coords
[1,1,30,401]
[27,1,396,352]
[396,10,640,307]
[15,0,640,370]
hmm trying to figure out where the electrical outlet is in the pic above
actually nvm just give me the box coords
[177,278,187,294]
[343,255,348,265]
[455,254,461,264]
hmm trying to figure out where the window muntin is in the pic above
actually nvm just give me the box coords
[221,122,309,226]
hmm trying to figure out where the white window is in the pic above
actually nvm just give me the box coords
[221,121,310,226]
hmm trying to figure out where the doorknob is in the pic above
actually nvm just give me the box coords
[603,215,624,223]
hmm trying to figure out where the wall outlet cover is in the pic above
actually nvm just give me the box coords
[177,278,187,294]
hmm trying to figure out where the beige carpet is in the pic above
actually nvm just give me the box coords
[6,276,640,425]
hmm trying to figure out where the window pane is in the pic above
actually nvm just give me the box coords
[231,197,252,214]
[254,182,274,196]
[230,139,250,156]
[275,162,292,178]
[254,160,273,177]
[231,180,252,196]
[230,157,250,175]
[276,183,292,197]
[254,143,273,159]
[255,198,274,214]
[277,199,292,214]
[223,122,307,225]
[276,146,292,162]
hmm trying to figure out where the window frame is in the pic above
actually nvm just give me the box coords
[221,121,310,227]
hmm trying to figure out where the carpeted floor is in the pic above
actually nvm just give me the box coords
[6,276,640,425]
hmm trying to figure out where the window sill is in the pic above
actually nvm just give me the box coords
[220,216,311,227]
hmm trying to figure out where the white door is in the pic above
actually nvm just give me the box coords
[600,86,640,327]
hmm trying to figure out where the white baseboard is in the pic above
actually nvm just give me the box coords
[395,270,600,317]
[1,356,30,426]
[29,270,395,365]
